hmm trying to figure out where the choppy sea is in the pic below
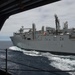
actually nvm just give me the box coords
[0,41,75,75]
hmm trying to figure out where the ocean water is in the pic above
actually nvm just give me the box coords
[0,41,75,75]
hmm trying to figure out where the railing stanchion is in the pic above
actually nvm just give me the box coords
[6,49,7,75]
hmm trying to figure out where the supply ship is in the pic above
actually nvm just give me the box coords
[10,15,75,55]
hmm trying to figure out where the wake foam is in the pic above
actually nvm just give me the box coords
[42,52,75,75]
[9,46,75,75]
[9,46,42,56]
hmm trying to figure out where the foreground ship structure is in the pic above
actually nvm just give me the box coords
[10,15,75,55]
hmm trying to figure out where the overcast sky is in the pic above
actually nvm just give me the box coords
[0,0,75,36]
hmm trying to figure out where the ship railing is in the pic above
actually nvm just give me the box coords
[0,48,75,75]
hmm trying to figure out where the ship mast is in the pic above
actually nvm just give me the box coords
[54,14,60,35]
[32,23,36,40]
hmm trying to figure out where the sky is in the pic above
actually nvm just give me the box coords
[0,0,75,37]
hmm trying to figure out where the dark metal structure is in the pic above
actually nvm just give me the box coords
[0,0,60,30]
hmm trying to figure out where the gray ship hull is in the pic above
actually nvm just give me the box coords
[10,35,75,55]
[10,15,75,55]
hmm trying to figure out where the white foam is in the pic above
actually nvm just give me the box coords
[0,55,5,59]
[9,46,42,56]
[42,53,75,75]
[9,46,75,74]
[9,46,21,51]
[23,50,42,56]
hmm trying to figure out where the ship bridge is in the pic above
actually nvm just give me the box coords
[0,0,60,30]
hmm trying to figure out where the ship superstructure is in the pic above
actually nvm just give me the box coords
[10,15,75,55]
